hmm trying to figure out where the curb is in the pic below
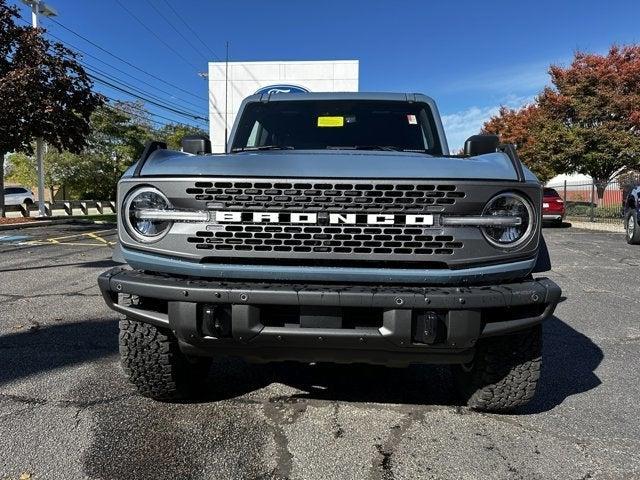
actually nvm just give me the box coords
[563,220,625,234]
[0,218,116,231]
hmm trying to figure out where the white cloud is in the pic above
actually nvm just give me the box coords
[441,96,534,152]
[443,61,554,94]
[441,106,500,152]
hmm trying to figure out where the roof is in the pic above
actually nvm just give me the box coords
[241,91,437,104]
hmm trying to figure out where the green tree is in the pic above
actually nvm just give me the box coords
[0,1,102,215]
[155,123,208,150]
[86,103,153,199]
[6,102,154,200]
[7,149,90,199]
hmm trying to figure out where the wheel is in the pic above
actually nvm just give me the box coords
[554,218,564,227]
[452,325,542,412]
[23,198,33,205]
[625,210,640,245]
[119,318,211,400]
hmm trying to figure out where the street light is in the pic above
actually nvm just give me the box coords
[21,0,57,27]
[20,0,57,217]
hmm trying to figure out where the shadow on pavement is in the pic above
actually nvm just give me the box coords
[0,259,118,273]
[0,319,118,387]
[201,359,456,406]
[520,315,603,414]
[79,259,120,269]
[199,315,603,411]
[0,315,603,412]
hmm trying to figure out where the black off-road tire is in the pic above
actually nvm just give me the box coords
[625,210,640,244]
[119,318,210,400]
[452,325,542,412]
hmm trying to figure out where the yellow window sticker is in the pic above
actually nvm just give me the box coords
[317,116,344,127]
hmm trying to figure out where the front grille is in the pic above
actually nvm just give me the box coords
[185,181,465,213]
[120,177,543,269]
[187,225,463,256]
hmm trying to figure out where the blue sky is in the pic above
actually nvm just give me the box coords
[14,0,640,149]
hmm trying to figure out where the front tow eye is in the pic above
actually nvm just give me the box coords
[413,311,441,344]
[203,305,232,338]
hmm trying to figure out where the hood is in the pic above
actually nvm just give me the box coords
[130,149,537,182]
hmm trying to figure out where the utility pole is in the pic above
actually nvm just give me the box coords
[21,0,57,217]
[224,41,229,153]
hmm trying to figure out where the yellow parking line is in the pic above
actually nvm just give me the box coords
[46,229,115,242]
[87,232,110,245]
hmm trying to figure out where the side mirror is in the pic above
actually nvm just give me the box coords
[463,134,499,156]
[181,135,211,155]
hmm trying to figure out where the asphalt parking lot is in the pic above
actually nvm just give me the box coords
[0,223,639,479]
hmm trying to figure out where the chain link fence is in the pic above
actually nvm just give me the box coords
[552,173,640,224]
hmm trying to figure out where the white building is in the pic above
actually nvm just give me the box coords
[208,60,359,153]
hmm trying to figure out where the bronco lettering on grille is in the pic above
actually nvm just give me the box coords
[213,211,434,226]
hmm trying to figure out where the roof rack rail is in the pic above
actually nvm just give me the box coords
[498,143,526,183]
[133,141,167,177]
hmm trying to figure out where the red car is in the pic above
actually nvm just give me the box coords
[542,187,565,225]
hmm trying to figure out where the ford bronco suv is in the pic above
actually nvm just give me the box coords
[99,92,561,412]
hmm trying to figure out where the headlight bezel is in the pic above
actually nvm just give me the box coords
[123,186,173,243]
[481,191,536,250]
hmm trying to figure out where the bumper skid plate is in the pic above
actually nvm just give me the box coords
[98,267,561,366]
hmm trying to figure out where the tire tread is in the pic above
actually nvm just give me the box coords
[453,325,542,412]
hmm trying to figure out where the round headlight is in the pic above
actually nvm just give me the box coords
[482,192,535,249]
[124,187,172,243]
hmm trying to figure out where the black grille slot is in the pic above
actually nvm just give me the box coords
[191,225,463,256]
[187,181,465,213]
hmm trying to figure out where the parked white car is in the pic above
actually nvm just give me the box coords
[3,186,35,206]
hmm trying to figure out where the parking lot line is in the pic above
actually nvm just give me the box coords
[46,229,115,242]
[3,228,117,248]
[86,232,114,245]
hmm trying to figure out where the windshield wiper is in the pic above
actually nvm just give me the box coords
[231,145,294,152]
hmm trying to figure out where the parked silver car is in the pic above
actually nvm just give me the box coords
[3,186,34,206]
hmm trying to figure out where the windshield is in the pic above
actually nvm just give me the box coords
[231,100,442,154]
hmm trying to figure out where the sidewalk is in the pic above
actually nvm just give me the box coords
[566,219,625,233]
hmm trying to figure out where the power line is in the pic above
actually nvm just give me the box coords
[83,62,208,118]
[107,103,168,128]
[91,73,209,127]
[112,0,201,71]
[159,0,221,61]
[90,72,208,125]
[106,99,200,128]
[46,29,208,111]
[17,14,208,111]
[45,16,207,102]
[14,12,209,129]
[142,0,209,62]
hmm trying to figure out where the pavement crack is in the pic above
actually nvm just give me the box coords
[331,401,345,439]
[0,392,133,410]
[477,412,640,449]
[262,396,308,479]
[0,290,102,306]
[369,411,416,480]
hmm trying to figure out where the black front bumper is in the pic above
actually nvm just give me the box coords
[98,267,561,366]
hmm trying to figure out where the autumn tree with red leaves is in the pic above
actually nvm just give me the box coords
[482,104,557,181]
[483,45,640,196]
[0,0,102,216]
